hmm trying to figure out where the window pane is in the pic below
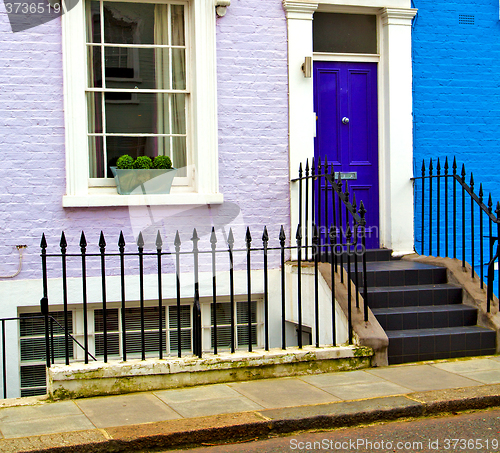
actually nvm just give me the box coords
[103,2,156,45]
[106,93,164,134]
[171,94,185,134]
[171,5,185,46]
[88,1,101,44]
[313,13,377,54]
[88,46,103,88]
[89,136,105,178]
[87,92,103,133]
[172,136,186,174]
[172,48,186,90]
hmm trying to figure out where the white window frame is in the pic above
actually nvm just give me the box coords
[62,0,223,207]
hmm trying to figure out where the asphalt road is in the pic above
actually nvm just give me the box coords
[165,408,500,453]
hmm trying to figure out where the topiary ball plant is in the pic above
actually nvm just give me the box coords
[153,155,173,170]
[116,154,134,169]
[133,156,153,169]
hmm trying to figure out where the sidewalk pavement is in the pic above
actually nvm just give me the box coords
[2,356,500,452]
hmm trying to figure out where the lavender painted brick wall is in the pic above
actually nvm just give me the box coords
[0,1,290,286]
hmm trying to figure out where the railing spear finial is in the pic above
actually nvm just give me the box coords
[437,158,441,175]
[99,231,106,249]
[59,231,67,251]
[479,183,483,202]
[156,230,163,249]
[118,231,126,249]
[444,156,449,174]
[421,159,425,176]
[461,164,466,183]
[429,158,433,176]
[470,172,474,191]
[488,193,493,214]
[137,231,144,249]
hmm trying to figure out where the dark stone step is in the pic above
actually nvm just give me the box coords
[372,304,477,331]
[350,260,447,287]
[387,326,496,364]
[367,284,462,309]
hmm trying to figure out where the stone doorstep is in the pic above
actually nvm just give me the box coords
[47,345,373,400]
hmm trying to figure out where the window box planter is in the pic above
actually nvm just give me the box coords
[110,167,178,195]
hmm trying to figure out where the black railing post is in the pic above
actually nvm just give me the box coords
[352,194,359,309]
[296,225,303,349]
[311,157,316,242]
[40,296,51,369]
[313,225,319,348]
[262,227,269,351]
[210,228,218,355]
[60,232,69,365]
[444,157,449,256]
[156,231,163,359]
[305,159,310,262]
[437,158,441,256]
[228,229,236,353]
[329,225,336,346]
[453,157,457,259]
[80,232,89,364]
[280,226,286,350]
[421,160,425,255]
[338,180,344,283]
[137,232,146,360]
[118,232,127,361]
[489,194,493,273]
[99,232,108,363]
[174,231,182,357]
[245,227,253,352]
[1,319,6,398]
[359,201,369,322]
[192,228,202,358]
[479,184,484,289]
[461,164,466,268]
[317,158,323,263]
[346,227,353,344]
[429,158,433,256]
[470,173,475,279]
[323,156,329,263]
[298,162,303,259]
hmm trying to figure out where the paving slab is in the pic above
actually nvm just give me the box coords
[154,383,241,404]
[431,358,500,374]
[320,381,412,400]
[166,396,264,418]
[457,370,500,384]
[366,364,482,391]
[0,413,96,438]
[0,400,81,423]
[299,369,385,387]
[75,392,181,428]
[228,378,341,409]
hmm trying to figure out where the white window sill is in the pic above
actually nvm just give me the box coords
[63,189,224,207]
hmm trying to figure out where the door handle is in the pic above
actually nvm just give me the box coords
[342,117,349,125]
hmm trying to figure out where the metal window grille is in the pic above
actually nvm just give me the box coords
[19,311,73,397]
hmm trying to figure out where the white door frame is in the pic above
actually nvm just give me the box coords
[284,0,417,255]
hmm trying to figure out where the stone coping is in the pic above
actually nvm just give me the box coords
[47,345,373,400]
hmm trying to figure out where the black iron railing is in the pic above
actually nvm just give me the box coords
[413,157,500,311]
[293,157,369,325]
[39,219,367,368]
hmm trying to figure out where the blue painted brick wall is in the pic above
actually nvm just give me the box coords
[413,0,500,281]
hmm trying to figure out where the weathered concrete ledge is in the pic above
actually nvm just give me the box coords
[47,345,373,400]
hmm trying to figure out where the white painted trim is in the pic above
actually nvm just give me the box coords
[62,192,224,207]
[61,0,221,205]
[313,52,380,62]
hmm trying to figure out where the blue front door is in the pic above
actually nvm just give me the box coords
[314,61,380,248]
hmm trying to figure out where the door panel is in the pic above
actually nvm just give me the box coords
[314,61,379,249]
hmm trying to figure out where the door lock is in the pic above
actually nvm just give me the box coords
[342,117,349,125]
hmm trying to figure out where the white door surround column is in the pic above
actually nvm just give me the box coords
[283,0,417,255]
